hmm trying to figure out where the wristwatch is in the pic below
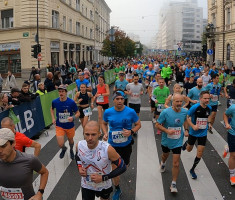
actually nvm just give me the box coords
[131,129,135,135]
[38,189,44,194]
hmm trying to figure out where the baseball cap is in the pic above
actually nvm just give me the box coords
[190,74,195,77]
[0,128,15,146]
[113,91,125,100]
[58,85,67,91]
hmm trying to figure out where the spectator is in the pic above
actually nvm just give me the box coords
[231,66,235,76]
[64,72,73,85]
[8,88,21,106]
[29,66,39,80]
[44,72,55,92]
[33,74,41,93]
[0,93,14,112]
[19,83,38,102]
[0,73,3,93]
[53,71,62,89]
[5,71,17,90]
[84,68,91,80]
[69,65,76,80]
[36,82,47,96]
[60,65,67,83]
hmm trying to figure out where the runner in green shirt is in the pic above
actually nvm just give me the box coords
[114,63,122,80]
[161,62,172,86]
[153,78,170,134]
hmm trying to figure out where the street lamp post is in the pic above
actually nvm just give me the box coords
[36,0,40,69]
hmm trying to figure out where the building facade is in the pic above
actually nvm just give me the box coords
[0,0,110,77]
[207,0,235,67]
[157,0,205,52]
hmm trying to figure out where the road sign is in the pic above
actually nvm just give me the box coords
[37,53,42,61]
[178,47,181,51]
[207,49,213,55]
[181,52,186,56]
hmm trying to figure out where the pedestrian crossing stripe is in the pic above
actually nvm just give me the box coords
[26,120,233,200]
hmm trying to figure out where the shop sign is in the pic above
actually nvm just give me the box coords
[0,42,20,52]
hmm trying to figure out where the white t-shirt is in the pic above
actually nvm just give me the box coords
[201,74,211,87]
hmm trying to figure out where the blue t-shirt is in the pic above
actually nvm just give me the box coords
[75,79,91,91]
[187,103,212,137]
[52,97,78,129]
[185,67,191,78]
[192,68,201,80]
[135,69,144,78]
[187,87,205,106]
[209,69,218,76]
[157,107,188,149]
[143,70,155,79]
[225,104,235,136]
[103,106,139,147]
[204,82,221,106]
[114,79,129,99]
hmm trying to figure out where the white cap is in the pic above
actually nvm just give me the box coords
[0,128,15,146]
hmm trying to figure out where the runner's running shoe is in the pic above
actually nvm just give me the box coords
[112,188,122,200]
[159,162,166,173]
[70,149,75,160]
[59,147,67,159]
[190,169,197,179]
[223,145,229,158]
[170,183,178,193]
[230,176,235,186]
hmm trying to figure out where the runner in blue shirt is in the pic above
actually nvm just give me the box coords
[187,78,204,107]
[191,63,201,80]
[182,91,212,180]
[224,104,235,185]
[156,93,188,193]
[204,74,222,133]
[102,91,141,200]
[75,72,92,92]
[185,64,192,82]
[51,85,80,160]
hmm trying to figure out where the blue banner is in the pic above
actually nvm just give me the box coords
[0,97,45,138]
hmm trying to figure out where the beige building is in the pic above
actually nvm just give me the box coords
[0,0,111,78]
[207,0,234,67]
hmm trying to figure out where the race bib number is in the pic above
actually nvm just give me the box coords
[167,127,181,139]
[196,118,208,129]
[112,131,128,143]
[229,99,235,105]
[59,112,70,123]
[0,187,24,200]
[211,95,218,102]
[85,172,105,188]
[157,104,164,112]
[97,95,104,103]
[83,107,92,116]
[131,93,140,102]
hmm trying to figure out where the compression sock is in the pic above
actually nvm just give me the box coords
[191,157,201,171]
[62,145,67,151]
[69,143,74,150]
[115,185,120,190]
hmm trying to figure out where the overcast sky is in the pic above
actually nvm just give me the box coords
[105,0,208,46]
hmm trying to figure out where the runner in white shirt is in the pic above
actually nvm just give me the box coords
[201,69,211,87]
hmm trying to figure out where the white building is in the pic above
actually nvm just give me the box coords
[157,0,205,52]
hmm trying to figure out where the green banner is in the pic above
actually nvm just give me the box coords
[40,83,77,127]
[104,69,116,85]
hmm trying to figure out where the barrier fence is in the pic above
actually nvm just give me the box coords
[0,69,116,138]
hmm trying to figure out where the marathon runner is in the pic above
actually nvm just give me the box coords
[114,71,129,106]
[75,121,127,200]
[75,72,92,92]
[153,78,170,134]
[50,85,80,160]
[182,91,212,179]
[224,79,235,108]
[204,74,223,134]
[148,72,161,123]
[191,62,201,81]
[102,91,141,200]
[184,74,197,96]
[156,93,188,193]
[1,117,41,156]
[126,74,144,117]
[223,104,235,185]
[74,84,94,128]
[0,128,49,200]
[201,68,211,87]
[187,78,204,107]
[161,62,172,86]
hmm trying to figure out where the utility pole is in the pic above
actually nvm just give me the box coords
[36,0,40,68]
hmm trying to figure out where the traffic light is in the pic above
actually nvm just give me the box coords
[31,44,37,58]
[111,43,116,55]
[31,44,41,59]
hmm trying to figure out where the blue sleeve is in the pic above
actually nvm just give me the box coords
[204,84,210,91]
[143,71,147,78]
[209,70,212,75]
[157,110,166,124]
[187,89,193,98]
[187,104,199,117]
[225,106,233,116]
[103,110,109,122]
[131,110,139,123]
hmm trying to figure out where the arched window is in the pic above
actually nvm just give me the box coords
[227,44,231,60]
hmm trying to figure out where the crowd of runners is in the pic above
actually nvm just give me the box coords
[0,55,235,200]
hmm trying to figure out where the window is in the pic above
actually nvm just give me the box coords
[63,16,66,31]
[76,22,80,35]
[227,44,231,60]
[52,10,59,28]
[86,27,88,37]
[86,8,87,17]
[227,8,231,25]
[1,9,13,29]
[82,25,84,36]
[212,13,216,27]
[82,4,84,14]
[76,0,80,11]
[90,29,93,39]
[69,19,72,33]
[90,10,93,20]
